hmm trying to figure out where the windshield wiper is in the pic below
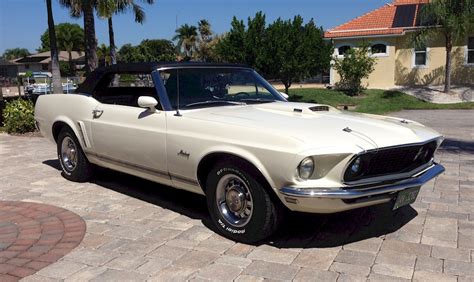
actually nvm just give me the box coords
[184,100,246,108]
[239,98,276,103]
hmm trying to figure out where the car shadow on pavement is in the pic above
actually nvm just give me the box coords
[43,159,418,249]
[440,138,474,154]
[267,203,417,249]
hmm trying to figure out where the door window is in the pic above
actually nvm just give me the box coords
[93,72,159,108]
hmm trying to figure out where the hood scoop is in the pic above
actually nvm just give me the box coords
[293,106,329,113]
[309,106,329,112]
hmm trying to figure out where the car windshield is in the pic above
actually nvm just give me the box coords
[159,68,285,109]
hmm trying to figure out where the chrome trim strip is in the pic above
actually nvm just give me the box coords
[77,121,92,148]
[281,163,444,199]
[341,137,442,185]
[87,152,200,186]
[362,137,441,152]
[156,66,252,71]
[87,152,170,178]
[151,69,173,111]
[170,174,200,186]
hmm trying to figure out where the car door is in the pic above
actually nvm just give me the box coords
[89,73,171,185]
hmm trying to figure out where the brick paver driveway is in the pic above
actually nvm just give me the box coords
[0,110,473,281]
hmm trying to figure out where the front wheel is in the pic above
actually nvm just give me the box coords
[206,162,281,243]
[57,127,93,182]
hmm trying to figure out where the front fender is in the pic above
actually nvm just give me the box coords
[197,145,286,191]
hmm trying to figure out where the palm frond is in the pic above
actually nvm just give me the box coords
[96,0,116,18]
[132,3,145,23]
[58,0,83,17]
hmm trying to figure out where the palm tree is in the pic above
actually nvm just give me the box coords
[2,48,30,61]
[415,0,474,92]
[195,20,215,62]
[96,0,154,65]
[59,0,98,74]
[97,43,111,65]
[56,23,84,74]
[198,19,212,42]
[173,24,199,59]
[46,0,62,94]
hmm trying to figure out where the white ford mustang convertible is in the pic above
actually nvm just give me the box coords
[35,63,445,242]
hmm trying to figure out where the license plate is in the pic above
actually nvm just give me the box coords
[393,187,420,210]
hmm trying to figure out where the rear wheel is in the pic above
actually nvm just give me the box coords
[57,127,93,182]
[206,162,280,243]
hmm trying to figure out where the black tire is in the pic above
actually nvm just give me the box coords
[206,161,281,243]
[57,127,93,182]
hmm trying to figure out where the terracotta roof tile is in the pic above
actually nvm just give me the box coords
[325,0,430,39]
[393,0,429,4]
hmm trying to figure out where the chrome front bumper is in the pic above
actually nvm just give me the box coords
[281,163,444,199]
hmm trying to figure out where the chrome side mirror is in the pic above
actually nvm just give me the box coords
[138,96,158,112]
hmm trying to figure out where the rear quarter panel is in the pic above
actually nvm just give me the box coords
[34,94,98,149]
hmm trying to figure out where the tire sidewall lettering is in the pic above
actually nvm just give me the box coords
[218,219,246,234]
[216,167,251,188]
[214,166,252,235]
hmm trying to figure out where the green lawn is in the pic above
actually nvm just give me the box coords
[288,88,474,115]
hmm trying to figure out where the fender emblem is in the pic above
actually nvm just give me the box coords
[177,150,190,159]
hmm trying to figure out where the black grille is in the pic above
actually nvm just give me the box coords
[344,140,437,182]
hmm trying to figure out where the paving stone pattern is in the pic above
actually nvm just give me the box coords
[0,201,86,281]
[0,110,473,281]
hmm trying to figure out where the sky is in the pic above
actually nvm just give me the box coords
[0,0,389,54]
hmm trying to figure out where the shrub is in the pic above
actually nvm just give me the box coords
[59,61,75,77]
[333,44,376,96]
[2,98,35,134]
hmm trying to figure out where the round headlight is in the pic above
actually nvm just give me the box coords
[350,157,362,175]
[298,157,314,180]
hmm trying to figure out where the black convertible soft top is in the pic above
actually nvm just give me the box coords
[76,62,250,94]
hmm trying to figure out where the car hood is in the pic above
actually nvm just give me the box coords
[181,102,441,152]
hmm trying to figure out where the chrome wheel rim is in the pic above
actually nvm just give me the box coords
[215,174,253,227]
[61,136,77,172]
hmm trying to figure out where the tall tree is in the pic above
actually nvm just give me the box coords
[46,0,62,94]
[245,12,267,72]
[214,17,246,63]
[118,44,145,62]
[198,19,212,42]
[195,36,221,62]
[266,17,332,93]
[215,12,332,93]
[173,24,199,60]
[195,20,217,62]
[39,23,84,73]
[139,39,176,61]
[415,0,474,92]
[57,24,84,73]
[2,48,30,60]
[215,12,267,72]
[118,40,176,63]
[97,43,111,65]
[60,0,98,74]
[96,0,154,65]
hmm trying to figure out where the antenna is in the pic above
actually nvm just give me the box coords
[175,69,182,116]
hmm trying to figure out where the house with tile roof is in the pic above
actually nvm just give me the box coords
[324,0,474,89]
[11,51,85,76]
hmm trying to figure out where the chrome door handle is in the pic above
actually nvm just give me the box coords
[92,109,104,118]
